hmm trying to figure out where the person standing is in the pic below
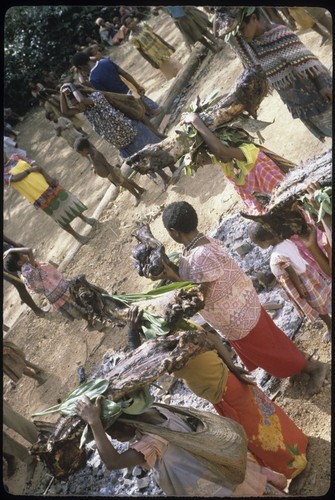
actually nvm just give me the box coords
[123,16,182,80]
[4,152,95,244]
[146,201,327,396]
[3,235,46,317]
[3,400,39,484]
[220,7,332,142]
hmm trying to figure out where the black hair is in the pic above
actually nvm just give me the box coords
[72,52,90,68]
[242,7,260,24]
[4,253,22,273]
[74,137,91,152]
[45,111,54,120]
[120,14,134,26]
[162,201,198,233]
[248,222,275,243]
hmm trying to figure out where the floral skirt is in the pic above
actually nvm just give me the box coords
[214,372,308,479]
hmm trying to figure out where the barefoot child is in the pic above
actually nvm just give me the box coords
[249,222,332,342]
[74,137,145,206]
[45,111,85,149]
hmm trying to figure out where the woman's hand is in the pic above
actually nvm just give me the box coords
[76,394,102,426]
[148,258,180,281]
[181,112,200,126]
[127,305,143,329]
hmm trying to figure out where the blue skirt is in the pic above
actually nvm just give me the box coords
[119,120,162,158]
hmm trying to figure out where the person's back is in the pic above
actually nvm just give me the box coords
[179,236,260,340]
[90,58,129,94]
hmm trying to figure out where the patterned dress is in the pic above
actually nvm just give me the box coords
[230,23,332,140]
[21,261,86,321]
[175,351,308,480]
[84,92,161,158]
[270,239,332,321]
[4,155,87,229]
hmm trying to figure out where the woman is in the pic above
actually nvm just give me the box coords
[3,247,89,324]
[126,306,309,484]
[222,7,332,141]
[148,201,327,397]
[123,16,182,80]
[76,395,288,496]
[4,152,95,244]
[155,5,220,53]
[181,111,331,278]
[60,83,174,188]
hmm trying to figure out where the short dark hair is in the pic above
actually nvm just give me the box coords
[162,201,198,233]
[74,137,91,152]
[248,222,274,243]
[72,52,90,68]
[4,253,21,273]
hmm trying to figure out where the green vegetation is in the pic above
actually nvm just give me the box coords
[4,5,119,112]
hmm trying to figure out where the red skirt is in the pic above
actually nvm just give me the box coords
[229,306,306,377]
[214,372,308,479]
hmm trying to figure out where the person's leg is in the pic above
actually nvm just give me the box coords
[23,367,47,385]
[8,277,45,316]
[3,401,38,444]
[300,357,327,395]
[124,178,145,195]
[156,169,171,191]
[319,314,331,342]
[62,223,89,244]
[78,213,96,226]
[199,35,218,53]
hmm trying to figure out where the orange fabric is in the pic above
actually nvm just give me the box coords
[229,306,306,377]
[214,372,308,479]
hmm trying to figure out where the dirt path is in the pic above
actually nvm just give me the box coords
[3,12,332,496]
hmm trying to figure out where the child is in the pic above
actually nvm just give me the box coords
[45,110,85,149]
[249,222,332,342]
[3,246,103,331]
[74,137,145,206]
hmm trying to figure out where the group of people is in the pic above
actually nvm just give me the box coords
[3,5,332,496]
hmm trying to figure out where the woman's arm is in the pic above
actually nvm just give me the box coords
[299,224,331,277]
[285,265,308,298]
[182,112,246,162]
[76,395,146,470]
[3,235,24,248]
[117,67,145,95]
[205,330,254,385]
[3,246,36,265]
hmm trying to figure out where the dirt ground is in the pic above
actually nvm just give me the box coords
[3,12,332,497]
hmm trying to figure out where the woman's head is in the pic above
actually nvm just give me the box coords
[248,221,278,249]
[95,17,105,27]
[72,52,91,71]
[4,252,26,273]
[106,419,136,442]
[162,201,198,241]
[238,7,261,42]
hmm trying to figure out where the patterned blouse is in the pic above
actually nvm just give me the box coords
[21,261,71,310]
[84,92,137,149]
[179,237,261,340]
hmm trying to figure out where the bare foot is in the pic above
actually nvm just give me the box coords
[306,361,327,396]
[134,196,141,207]
[322,330,331,343]
[288,461,311,494]
[76,235,89,245]
[84,217,97,226]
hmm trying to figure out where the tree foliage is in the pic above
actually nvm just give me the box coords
[4,5,119,113]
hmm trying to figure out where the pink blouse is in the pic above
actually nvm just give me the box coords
[179,237,261,340]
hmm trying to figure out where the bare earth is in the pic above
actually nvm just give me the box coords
[3,12,332,497]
